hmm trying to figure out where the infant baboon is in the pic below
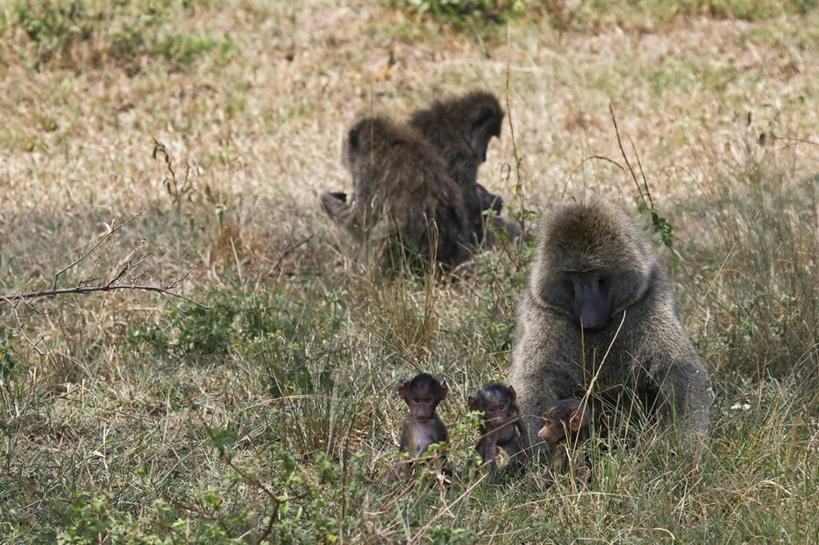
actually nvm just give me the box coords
[320,116,471,271]
[508,198,712,452]
[468,383,529,480]
[409,90,518,245]
[390,373,449,481]
[537,398,591,485]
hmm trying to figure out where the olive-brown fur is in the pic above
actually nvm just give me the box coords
[409,90,518,245]
[320,116,471,271]
[508,199,712,451]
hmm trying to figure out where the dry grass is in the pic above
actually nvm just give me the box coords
[1,1,818,543]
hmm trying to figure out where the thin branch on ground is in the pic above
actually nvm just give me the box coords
[52,213,140,291]
[1,212,207,309]
[1,284,207,307]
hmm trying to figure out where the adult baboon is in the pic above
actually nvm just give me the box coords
[408,90,518,244]
[508,199,712,451]
[320,116,471,271]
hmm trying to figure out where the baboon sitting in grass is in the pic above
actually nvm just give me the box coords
[409,90,520,246]
[320,116,472,272]
[508,198,712,453]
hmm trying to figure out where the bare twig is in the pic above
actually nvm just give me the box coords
[52,213,140,291]
[1,284,208,308]
[3,214,207,310]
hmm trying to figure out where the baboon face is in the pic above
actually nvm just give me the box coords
[400,374,448,420]
[534,200,654,330]
[537,399,589,444]
[469,384,517,427]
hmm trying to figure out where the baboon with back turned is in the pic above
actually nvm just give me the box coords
[409,90,519,245]
[320,116,471,272]
[508,198,712,452]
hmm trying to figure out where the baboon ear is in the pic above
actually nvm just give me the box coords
[569,409,587,432]
[398,383,406,399]
[507,385,516,403]
[439,381,448,399]
[468,396,478,411]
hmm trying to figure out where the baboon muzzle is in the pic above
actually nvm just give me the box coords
[571,271,610,330]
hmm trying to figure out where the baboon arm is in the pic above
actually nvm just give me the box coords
[320,191,364,241]
[476,437,498,467]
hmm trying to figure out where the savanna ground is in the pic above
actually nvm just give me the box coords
[0,1,818,543]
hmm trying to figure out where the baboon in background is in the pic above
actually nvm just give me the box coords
[320,116,471,271]
[409,90,519,245]
[508,198,712,453]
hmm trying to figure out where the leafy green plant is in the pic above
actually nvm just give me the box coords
[127,291,289,357]
[12,0,98,65]
[151,32,237,71]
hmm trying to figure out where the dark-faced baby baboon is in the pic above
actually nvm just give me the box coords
[390,373,449,481]
[537,398,591,485]
[468,383,529,480]
[508,198,712,452]
[320,116,471,272]
[409,90,519,245]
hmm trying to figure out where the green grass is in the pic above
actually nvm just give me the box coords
[1,0,818,543]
